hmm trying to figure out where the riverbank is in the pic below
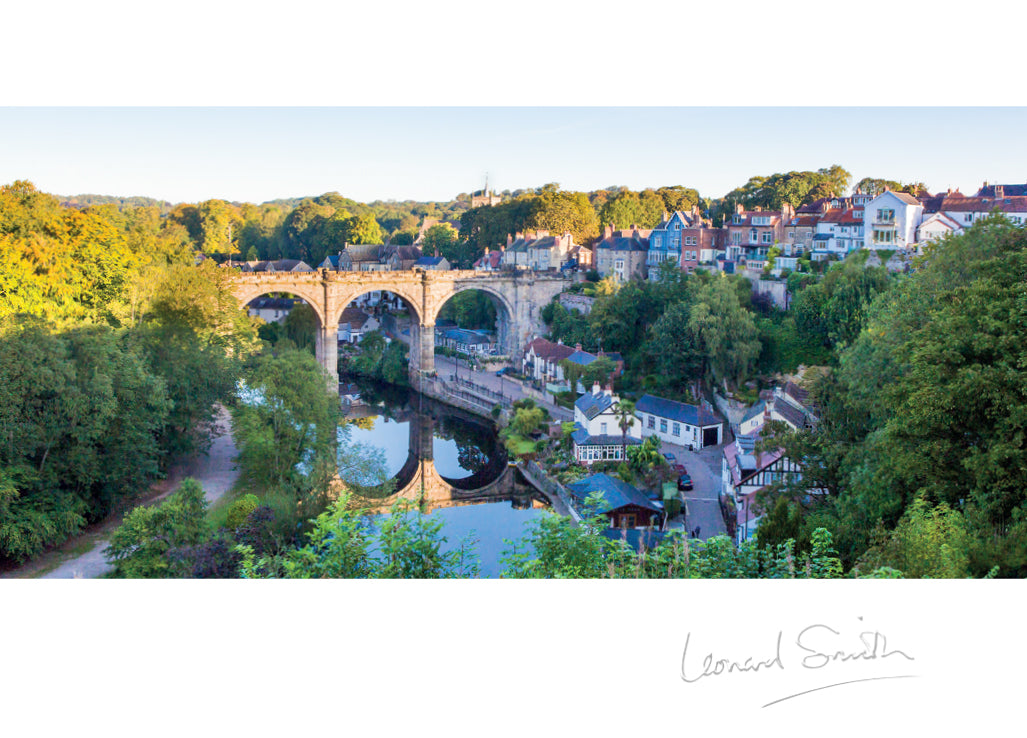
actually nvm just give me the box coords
[0,406,241,579]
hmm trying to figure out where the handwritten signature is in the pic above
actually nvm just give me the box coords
[680,618,916,707]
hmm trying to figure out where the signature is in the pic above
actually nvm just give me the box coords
[680,618,916,707]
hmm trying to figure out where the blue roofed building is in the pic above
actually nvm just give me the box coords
[572,385,641,464]
[414,255,451,270]
[566,473,664,529]
[437,327,496,356]
[635,393,724,450]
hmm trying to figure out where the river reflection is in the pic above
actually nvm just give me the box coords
[340,379,550,577]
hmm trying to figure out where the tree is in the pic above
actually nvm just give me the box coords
[687,277,761,387]
[105,478,209,578]
[422,223,458,257]
[856,498,970,578]
[612,399,636,460]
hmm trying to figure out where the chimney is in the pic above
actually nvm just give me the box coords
[575,343,582,352]
[662,211,670,223]
[781,202,795,220]
[507,233,513,246]
[536,229,549,239]
[735,203,745,215]
[603,384,613,397]
[753,206,762,212]
[592,382,601,395]
[995,185,1005,198]
[604,224,614,239]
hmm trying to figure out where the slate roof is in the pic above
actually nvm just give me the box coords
[571,425,642,448]
[345,244,384,262]
[248,297,296,310]
[525,337,575,363]
[783,381,809,406]
[415,256,446,266]
[474,251,503,269]
[741,400,767,424]
[939,196,1027,214]
[566,349,598,366]
[338,307,371,329]
[442,328,493,344]
[575,390,616,420]
[565,473,661,515]
[772,399,806,429]
[635,394,722,427]
[976,183,1027,198]
[889,191,923,206]
[594,235,649,252]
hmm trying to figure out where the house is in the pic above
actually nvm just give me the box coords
[722,431,805,543]
[437,328,496,355]
[811,205,865,261]
[921,193,1027,242]
[635,394,724,450]
[592,225,650,281]
[565,473,664,529]
[500,233,532,269]
[647,211,692,278]
[723,203,794,267]
[526,231,574,271]
[247,296,296,323]
[562,345,623,389]
[320,244,388,272]
[337,307,379,344]
[975,181,1027,198]
[738,385,813,436]
[862,191,923,250]
[240,259,314,273]
[414,255,450,270]
[571,384,640,464]
[382,244,422,270]
[521,337,576,384]
[473,248,504,271]
[916,211,963,247]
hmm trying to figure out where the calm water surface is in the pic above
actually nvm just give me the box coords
[341,381,549,577]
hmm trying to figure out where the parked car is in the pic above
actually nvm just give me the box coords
[677,472,693,491]
[496,367,513,377]
[663,452,677,463]
[672,463,686,473]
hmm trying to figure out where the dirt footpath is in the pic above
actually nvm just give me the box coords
[1,407,240,580]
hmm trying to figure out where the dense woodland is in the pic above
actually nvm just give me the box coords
[3,175,1027,577]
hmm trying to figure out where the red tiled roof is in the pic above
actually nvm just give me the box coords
[526,338,575,363]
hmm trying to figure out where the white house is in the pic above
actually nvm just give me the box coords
[521,337,575,385]
[811,206,865,261]
[337,307,379,343]
[634,394,724,450]
[916,212,963,248]
[863,191,923,250]
[572,384,641,464]
[247,297,296,323]
[722,432,806,543]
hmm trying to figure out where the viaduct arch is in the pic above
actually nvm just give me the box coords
[230,269,568,385]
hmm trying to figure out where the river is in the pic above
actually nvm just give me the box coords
[340,379,550,577]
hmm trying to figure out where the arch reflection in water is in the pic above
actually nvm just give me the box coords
[340,381,550,577]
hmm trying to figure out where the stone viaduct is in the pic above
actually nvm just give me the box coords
[229,268,569,385]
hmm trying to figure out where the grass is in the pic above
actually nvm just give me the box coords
[205,478,254,531]
[504,434,538,457]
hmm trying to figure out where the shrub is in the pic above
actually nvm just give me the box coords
[225,493,260,530]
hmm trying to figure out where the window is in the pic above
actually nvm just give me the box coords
[731,232,742,245]
[733,215,743,224]
[672,422,680,436]
[964,213,973,223]
[750,229,758,244]
[787,231,794,239]
[660,419,668,433]
[877,208,895,223]
[647,416,655,429]
[873,229,895,244]
[600,422,607,434]
[621,513,636,529]
[762,231,773,244]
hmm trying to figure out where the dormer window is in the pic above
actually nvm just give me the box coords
[854,210,863,218]
[733,215,743,225]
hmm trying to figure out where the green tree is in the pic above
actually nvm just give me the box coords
[104,478,209,578]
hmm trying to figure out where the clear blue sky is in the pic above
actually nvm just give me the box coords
[1,107,1024,204]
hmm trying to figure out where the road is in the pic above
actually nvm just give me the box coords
[3,407,241,580]
[658,438,729,541]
